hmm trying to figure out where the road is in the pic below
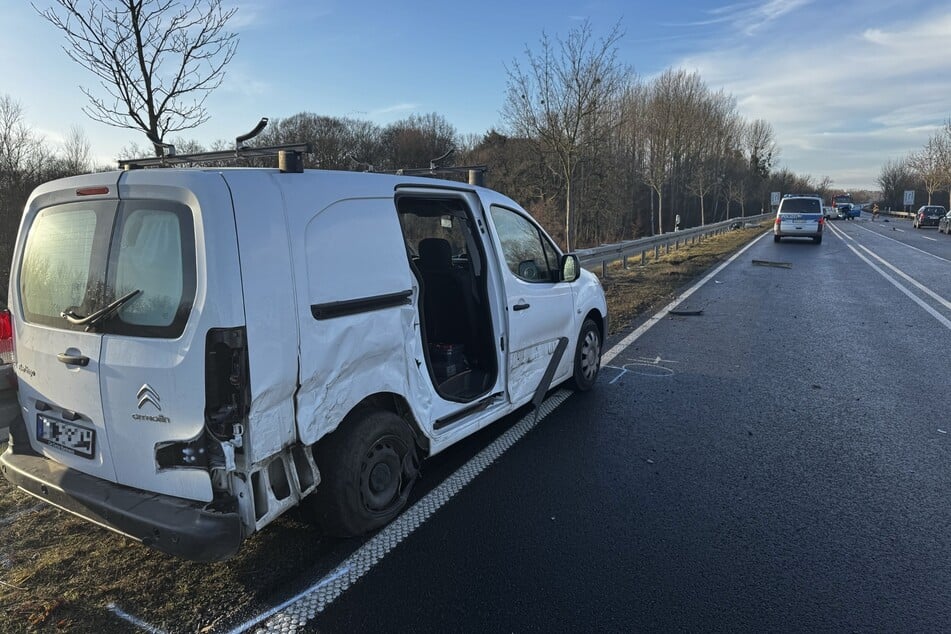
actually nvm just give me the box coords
[8,212,950,632]
[182,212,948,633]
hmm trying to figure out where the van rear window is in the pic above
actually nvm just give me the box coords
[780,199,821,213]
[21,202,107,324]
[19,199,195,338]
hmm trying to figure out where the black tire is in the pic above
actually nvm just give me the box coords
[302,408,419,537]
[773,235,781,243]
[814,235,822,244]
[570,318,602,391]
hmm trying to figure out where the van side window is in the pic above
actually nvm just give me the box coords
[489,206,558,283]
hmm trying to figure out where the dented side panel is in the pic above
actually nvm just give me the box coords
[223,172,300,464]
[288,192,428,446]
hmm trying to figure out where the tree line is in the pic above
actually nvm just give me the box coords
[3,6,855,274]
[878,120,951,211]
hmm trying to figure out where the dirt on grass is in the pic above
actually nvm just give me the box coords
[0,223,767,633]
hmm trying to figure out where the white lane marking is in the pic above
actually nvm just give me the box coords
[601,231,771,366]
[243,390,575,634]
[845,222,951,264]
[894,228,905,232]
[848,241,951,313]
[922,236,938,242]
[107,604,168,634]
[828,226,951,331]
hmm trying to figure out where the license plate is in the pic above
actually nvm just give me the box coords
[793,219,804,224]
[36,414,96,459]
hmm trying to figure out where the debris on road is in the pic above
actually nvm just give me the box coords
[669,308,703,316]
[752,259,792,269]
[938,429,947,434]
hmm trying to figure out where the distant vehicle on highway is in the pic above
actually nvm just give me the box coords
[913,205,946,228]
[939,210,951,234]
[774,194,824,244]
[831,192,860,219]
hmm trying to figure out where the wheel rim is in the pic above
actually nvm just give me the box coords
[359,434,408,513]
[579,329,601,381]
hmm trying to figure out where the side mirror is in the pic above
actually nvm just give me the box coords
[561,254,580,283]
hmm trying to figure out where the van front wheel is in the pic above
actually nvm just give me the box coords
[571,318,602,391]
[303,408,419,537]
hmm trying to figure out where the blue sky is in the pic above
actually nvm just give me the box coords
[2,0,950,190]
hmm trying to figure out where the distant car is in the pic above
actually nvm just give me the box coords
[835,204,853,220]
[939,211,951,234]
[774,195,824,244]
[913,205,946,228]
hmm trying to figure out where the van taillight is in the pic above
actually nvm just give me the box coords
[205,327,250,440]
[0,309,14,366]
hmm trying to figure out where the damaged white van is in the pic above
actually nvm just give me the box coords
[0,143,606,561]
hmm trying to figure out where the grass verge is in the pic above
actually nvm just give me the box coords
[0,224,767,633]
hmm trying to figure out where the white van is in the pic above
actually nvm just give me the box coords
[0,147,607,561]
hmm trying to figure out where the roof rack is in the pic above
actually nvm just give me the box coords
[394,164,488,187]
[117,117,313,172]
[118,142,313,170]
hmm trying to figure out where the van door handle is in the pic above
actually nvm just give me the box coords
[513,302,531,311]
[57,353,89,367]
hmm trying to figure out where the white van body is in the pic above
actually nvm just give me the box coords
[1,166,606,560]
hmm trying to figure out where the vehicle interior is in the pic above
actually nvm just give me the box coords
[395,195,498,402]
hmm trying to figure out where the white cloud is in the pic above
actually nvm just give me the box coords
[690,0,816,35]
[677,8,951,188]
[369,103,419,117]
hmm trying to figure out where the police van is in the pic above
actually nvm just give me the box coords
[0,139,607,561]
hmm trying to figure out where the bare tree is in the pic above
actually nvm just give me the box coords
[60,124,91,173]
[939,119,951,207]
[877,157,915,210]
[641,70,677,234]
[908,135,947,205]
[743,119,777,212]
[380,113,457,171]
[686,89,737,225]
[36,0,238,155]
[502,20,626,250]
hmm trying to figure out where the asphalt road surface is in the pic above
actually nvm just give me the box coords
[214,213,951,632]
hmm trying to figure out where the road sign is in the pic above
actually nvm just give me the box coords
[770,192,781,206]
[903,190,915,206]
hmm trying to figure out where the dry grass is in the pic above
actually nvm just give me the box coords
[601,225,767,335]
[0,223,767,632]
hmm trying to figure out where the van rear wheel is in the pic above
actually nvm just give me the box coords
[303,408,419,537]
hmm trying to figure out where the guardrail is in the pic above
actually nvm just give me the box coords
[576,213,772,277]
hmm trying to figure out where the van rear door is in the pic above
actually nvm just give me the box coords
[14,187,121,483]
[97,172,243,502]
[12,172,243,503]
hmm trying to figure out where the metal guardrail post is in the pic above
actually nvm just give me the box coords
[641,250,646,265]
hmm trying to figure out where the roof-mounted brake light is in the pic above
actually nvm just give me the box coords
[76,187,109,196]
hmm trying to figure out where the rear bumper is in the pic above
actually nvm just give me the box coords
[775,226,821,237]
[0,436,244,562]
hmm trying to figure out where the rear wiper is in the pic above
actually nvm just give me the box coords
[61,289,142,331]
